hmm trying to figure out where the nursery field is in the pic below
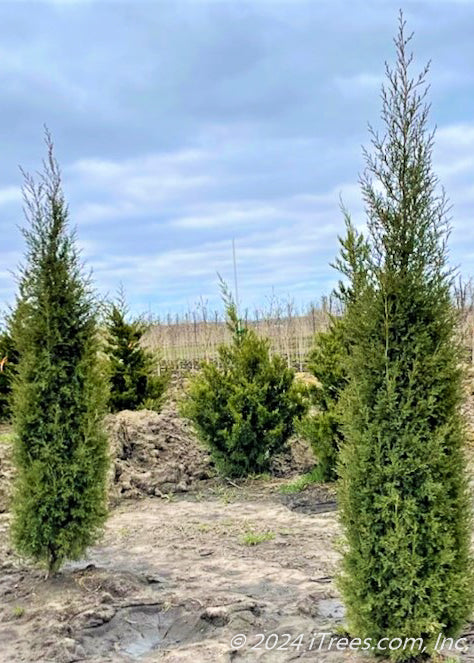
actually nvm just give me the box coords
[143,308,474,372]
[1,3,474,662]
[1,381,474,663]
[143,305,331,371]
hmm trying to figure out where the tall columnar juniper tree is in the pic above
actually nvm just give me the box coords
[10,132,109,575]
[338,16,473,658]
[105,294,168,412]
[183,282,306,477]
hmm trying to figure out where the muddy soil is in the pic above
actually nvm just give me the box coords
[2,376,474,663]
[2,481,473,663]
[0,482,347,663]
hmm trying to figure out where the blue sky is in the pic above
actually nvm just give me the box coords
[0,1,473,317]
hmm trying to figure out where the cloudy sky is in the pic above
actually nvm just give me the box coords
[0,1,473,317]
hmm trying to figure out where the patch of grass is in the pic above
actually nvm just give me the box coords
[193,490,205,502]
[240,530,275,546]
[0,431,14,444]
[12,606,24,619]
[196,523,212,533]
[279,467,321,494]
[194,519,241,537]
[212,485,236,504]
[247,472,271,481]
[161,492,175,502]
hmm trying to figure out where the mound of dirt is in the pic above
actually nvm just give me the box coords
[270,436,316,478]
[0,397,317,511]
[106,402,316,501]
[105,401,215,502]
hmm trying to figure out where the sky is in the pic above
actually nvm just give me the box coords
[0,0,473,317]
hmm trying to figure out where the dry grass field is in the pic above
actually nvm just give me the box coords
[143,301,331,371]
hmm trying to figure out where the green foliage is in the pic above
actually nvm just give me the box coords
[11,606,24,619]
[279,467,321,494]
[337,17,473,659]
[0,431,15,445]
[299,209,370,482]
[299,320,347,481]
[0,327,19,421]
[10,132,109,574]
[105,296,168,412]
[240,530,275,546]
[183,282,306,477]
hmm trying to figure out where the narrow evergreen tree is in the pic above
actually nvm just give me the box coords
[10,132,109,575]
[105,294,168,412]
[183,283,306,477]
[338,16,473,658]
[300,214,369,482]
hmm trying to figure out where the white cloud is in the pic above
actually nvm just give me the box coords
[436,123,474,152]
[0,186,21,206]
[435,123,474,196]
[171,205,278,230]
[69,150,216,226]
[0,1,473,314]
[334,72,384,96]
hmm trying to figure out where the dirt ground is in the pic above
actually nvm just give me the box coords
[1,384,474,662]
[2,478,474,663]
[0,399,344,663]
[0,480,348,663]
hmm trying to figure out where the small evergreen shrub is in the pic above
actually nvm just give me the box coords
[183,288,306,477]
[105,298,168,412]
[299,320,346,481]
[10,132,109,574]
